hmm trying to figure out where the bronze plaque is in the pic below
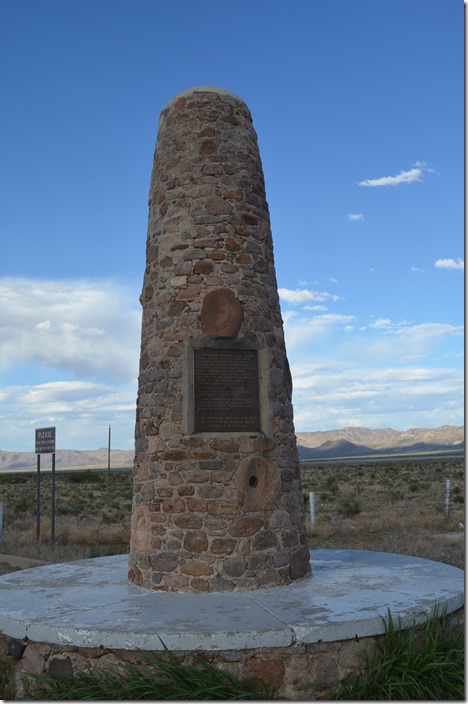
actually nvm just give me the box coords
[194,348,260,432]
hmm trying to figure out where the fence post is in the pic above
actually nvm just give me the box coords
[309,491,316,527]
[0,502,3,546]
[444,479,451,519]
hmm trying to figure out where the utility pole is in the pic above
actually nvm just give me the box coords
[107,425,111,485]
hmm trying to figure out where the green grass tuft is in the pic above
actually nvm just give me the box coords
[23,645,275,700]
[18,613,466,701]
[334,609,464,700]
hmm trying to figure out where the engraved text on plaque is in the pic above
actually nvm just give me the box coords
[194,348,260,432]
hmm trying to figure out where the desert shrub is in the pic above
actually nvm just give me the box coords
[12,496,30,512]
[325,476,340,495]
[87,545,128,558]
[319,491,332,502]
[337,492,361,517]
[0,474,28,485]
[408,481,420,492]
[68,470,103,484]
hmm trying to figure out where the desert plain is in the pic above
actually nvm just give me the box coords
[0,453,463,573]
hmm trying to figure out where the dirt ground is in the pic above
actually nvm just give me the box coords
[0,562,20,575]
[0,457,464,570]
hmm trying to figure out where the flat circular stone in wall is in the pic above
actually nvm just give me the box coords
[235,456,281,511]
[201,289,243,338]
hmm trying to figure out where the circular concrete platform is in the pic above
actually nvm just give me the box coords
[0,550,463,651]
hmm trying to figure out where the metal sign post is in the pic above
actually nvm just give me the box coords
[0,501,4,547]
[36,452,41,542]
[35,427,56,544]
[107,425,111,486]
[51,451,56,545]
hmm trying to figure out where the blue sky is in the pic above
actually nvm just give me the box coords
[0,0,463,451]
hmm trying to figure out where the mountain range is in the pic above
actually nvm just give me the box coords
[0,426,463,470]
[0,447,134,471]
[296,425,464,459]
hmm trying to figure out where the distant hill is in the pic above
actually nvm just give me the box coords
[296,425,464,460]
[298,439,378,459]
[0,425,464,469]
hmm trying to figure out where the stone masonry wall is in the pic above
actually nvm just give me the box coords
[0,631,404,700]
[128,87,310,592]
[4,607,465,699]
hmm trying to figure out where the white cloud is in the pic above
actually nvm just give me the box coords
[366,318,462,339]
[368,318,409,331]
[394,322,463,338]
[284,313,463,366]
[347,213,365,221]
[0,275,462,450]
[0,380,137,451]
[284,309,464,432]
[303,305,328,312]
[435,258,464,271]
[278,288,342,305]
[400,354,426,362]
[342,319,463,365]
[0,276,142,450]
[368,318,393,330]
[283,312,356,351]
[0,277,141,382]
[291,363,463,432]
[358,166,423,187]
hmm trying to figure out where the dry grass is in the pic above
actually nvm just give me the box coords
[301,456,465,569]
[0,457,464,569]
[0,469,132,563]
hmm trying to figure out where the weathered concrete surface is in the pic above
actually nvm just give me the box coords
[0,550,463,650]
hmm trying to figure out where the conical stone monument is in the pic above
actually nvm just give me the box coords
[128,87,311,592]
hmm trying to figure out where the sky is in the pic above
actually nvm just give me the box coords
[0,0,464,452]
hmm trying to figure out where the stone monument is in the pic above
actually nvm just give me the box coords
[128,87,311,592]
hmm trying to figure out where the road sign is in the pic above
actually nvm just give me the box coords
[35,427,56,454]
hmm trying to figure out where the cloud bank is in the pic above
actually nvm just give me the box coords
[280,294,463,432]
[0,277,463,450]
[0,277,142,450]
[435,258,464,271]
[358,165,424,187]
[0,277,141,382]
[278,288,342,305]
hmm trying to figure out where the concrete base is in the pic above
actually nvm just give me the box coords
[0,550,463,650]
